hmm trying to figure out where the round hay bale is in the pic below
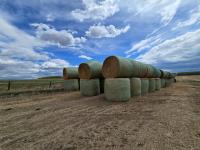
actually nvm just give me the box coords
[79,61,102,79]
[104,78,130,102]
[141,78,149,95]
[155,78,161,90]
[102,56,133,78]
[80,79,100,96]
[165,79,171,87]
[130,78,141,97]
[63,67,79,79]
[64,79,79,91]
[102,56,162,78]
[149,78,155,92]
[161,79,166,88]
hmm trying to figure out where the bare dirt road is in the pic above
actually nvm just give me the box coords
[0,76,200,150]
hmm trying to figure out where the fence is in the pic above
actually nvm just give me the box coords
[0,79,64,92]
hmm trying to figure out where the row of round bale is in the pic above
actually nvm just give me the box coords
[63,55,176,102]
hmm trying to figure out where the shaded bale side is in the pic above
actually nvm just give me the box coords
[149,78,156,92]
[79,61,102,79]
[130,78,141,97]
[165,79,171,87]
[63,67,79,79]
[100,78,105,93]
[161,79,166,88]
[141,78,149,95]
[80,79,100,96]
[104,78,130,102]
[155,78,161,90]
[64,79,79,91]
[102,55,162,78]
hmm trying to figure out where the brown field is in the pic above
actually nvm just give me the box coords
[0,76,200,150]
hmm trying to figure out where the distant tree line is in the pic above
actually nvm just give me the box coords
[177,71,200,76]
[38,76,62,79]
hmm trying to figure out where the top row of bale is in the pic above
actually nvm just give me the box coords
[63,55,175,79]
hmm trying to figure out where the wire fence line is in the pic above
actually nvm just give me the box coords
[0,80,64,92]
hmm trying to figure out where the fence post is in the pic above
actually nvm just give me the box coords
[49,81,52,88]
[8,80,11,90]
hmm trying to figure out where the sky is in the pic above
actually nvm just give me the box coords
[0,0,200,79]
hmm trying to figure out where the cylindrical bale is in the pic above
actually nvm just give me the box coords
[102,56,161,78]
[104,78,131,102]
[130,78,141,97]
[80,79,100,96]
[149,78,156,92]
[141,78,149,95]
[63,67,79,79]
[64,79,79,91]
[103,56,133,78]
[161,79,166,88]
[79,61,102,79]
[155,78,161,90]
[165,79,171,87]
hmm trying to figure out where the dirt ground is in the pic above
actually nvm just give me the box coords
[0,76,200,150]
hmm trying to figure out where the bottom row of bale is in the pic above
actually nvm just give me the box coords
[64,78,175,102]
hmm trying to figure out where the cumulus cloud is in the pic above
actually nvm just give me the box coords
[136,29,200,71]
[0,17,72,79]
[78,55,93,60]
[31,23,86,47]
[86,24,130,38]
[71,0,119,22]
[173,5,200,30]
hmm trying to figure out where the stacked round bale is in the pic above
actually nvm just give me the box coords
[160,70,176,87]
[102,56,176,102]
[79,61,104,96]
[63,67,79,91]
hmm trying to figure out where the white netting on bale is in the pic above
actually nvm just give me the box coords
[130,78,141,97]
[161,79,166,88]
[64,79,79,91]
[104,78,131,102]
[141,78,149,95]
[80,79,100,96]
[155,78,161,90]
[149,78,156,92]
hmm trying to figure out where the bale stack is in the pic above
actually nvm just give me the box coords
[63,67,79,91]
[102,56,176,102]
[79,61,104,96]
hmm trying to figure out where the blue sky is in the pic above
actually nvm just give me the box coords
[0,0,200,79]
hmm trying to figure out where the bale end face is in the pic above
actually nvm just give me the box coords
[130,78,141,97]
[80,79,100,96]
[104,78,131,102]
[102,56,119,78]
[64,79,79,91]
[78,63,91,79]
[141,78,149,95]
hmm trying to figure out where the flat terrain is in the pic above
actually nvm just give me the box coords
[0,76,200,150]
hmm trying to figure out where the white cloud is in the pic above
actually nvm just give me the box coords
[0,17,48,61]
[86,24,130,38]
[78,55,93,60]
[31,23,86,47]
[0,17,72,79]
[136,29,200,66]
[41,59,70,69]
[71,0,119,22]
[125,35,162,55]
[120,0,181,26]
[173,5,200,30]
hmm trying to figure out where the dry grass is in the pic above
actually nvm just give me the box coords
[0,75,200,150]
